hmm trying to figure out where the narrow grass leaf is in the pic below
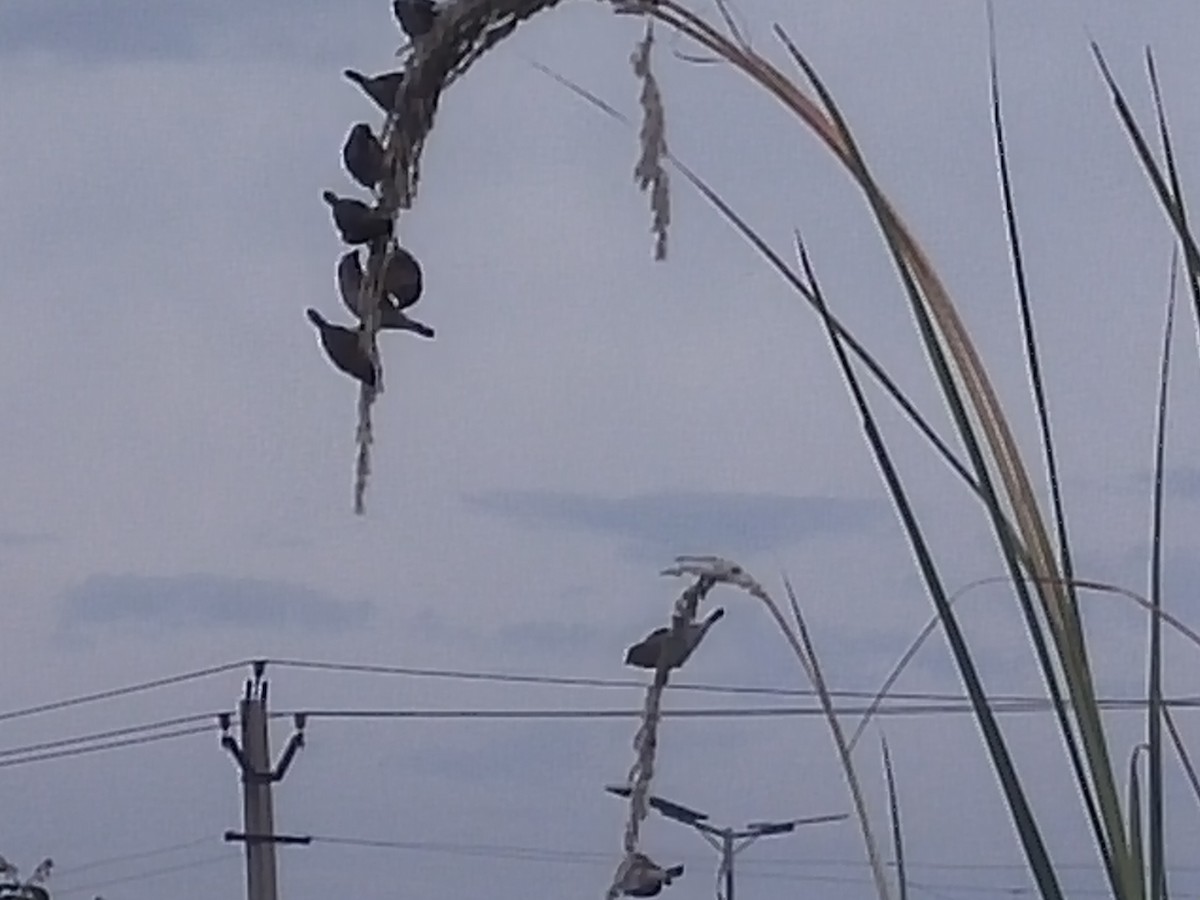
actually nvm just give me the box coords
[1146,246,1178,900]
[989,9,1115,888]
[795,234,1063,900]
[882,735,908,900]
[1163,707,1200,811]
[1129,744,1147,894]
[1090,44,1200,307]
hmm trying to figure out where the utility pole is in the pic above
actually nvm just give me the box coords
[721,830,734,900]
[606,785,847,900]
[220,661,309,900]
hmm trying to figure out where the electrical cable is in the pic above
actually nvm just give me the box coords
[280,695,1200,722]
[0,713,219,759]
[0,723,215,770]
[6,656,1200,730]
[52,852,238,897]
[306,834,1200,897]
[266,656,1066,704]
[54,836,215,877]
[0,660,249,724]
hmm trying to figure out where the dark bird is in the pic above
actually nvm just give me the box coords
[624,608,725,671]
[305,308,377,387]
[336,251,435,339]
[343,68,405,112]
[620,854,684,898]
[322,191,393,245]
[383,245,423,308]
[342,123,385,190]
[392,0,437,39]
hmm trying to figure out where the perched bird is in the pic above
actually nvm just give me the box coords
[343,68,405,112]
[620,854,684,898]
[305,308,377,387]
[322,191,393,245]
[336,251,435,339]
[392,0,437,39]
[382,245,423,308]
[624,608,725,671]
[337,251,367,317]
[342,123,386,190]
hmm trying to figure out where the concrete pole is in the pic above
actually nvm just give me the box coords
[237,683,279,900]
[722,830,734,900]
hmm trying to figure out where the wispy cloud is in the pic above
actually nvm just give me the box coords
[59,572,372,635]
[0,0,363,64]
[464,489,885,560]
[0,530,57,548]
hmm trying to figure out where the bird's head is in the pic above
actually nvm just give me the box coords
[704,607,726,626]
[343,69,367,86]
[321,190,338,207]
[305,308,326,329]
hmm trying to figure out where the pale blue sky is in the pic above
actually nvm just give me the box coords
[3,2,1200,899]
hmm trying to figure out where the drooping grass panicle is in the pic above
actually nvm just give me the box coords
[631,20,671,260]
[669,552,893,900]
[347,0,673,513]
[606,567,718,900]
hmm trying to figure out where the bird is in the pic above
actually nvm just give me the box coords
[322,191,393,245]
[336,251,435,339]
[620,854,684,898]
[624,608,725,671]
[342,123,386,190]
[305,308,377,387]
[382,245,423,308]
[393,0,438,39]
[343,68,405,112]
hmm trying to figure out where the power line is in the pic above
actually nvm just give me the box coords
[53,852,238,897]
[265,656,1077,704]
[54,836,215,877]
[0,660,248,724]
[282,696,1200,722]
[0,722,215,770]
[0,713,218,760]
[306,834,1200,897]
[5,656,1200,734]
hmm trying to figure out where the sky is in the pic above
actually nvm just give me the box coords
[3,1,1200,898]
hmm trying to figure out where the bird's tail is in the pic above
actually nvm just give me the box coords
[405,317,435,339]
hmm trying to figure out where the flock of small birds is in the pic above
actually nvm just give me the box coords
[306,5,705,896]
[306,0,441,390]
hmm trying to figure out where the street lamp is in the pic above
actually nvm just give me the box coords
[606,785,847,900]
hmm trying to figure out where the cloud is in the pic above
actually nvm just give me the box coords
[0,0,365,65]
[59,572,372,635]
[464,489,885,559]
[0,530,57,548]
